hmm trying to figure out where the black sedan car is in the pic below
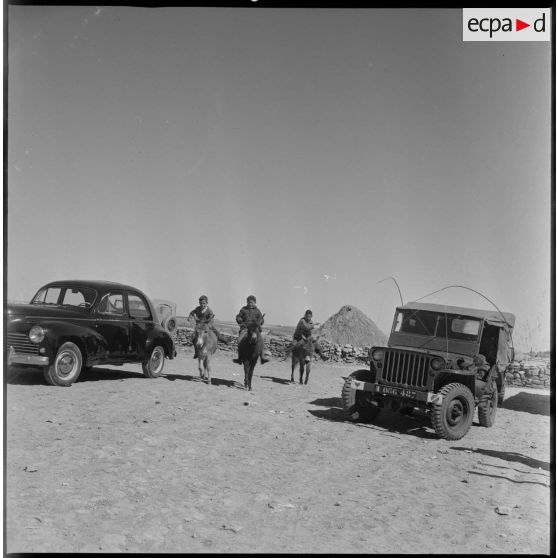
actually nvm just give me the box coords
[6,280,177,386]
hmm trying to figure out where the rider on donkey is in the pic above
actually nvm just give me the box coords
[188,295,220,359]
[233,295,271,365]
[285,309,327,360]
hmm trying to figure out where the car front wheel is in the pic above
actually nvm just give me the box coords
[43,341,83,387]
[142,345,165,378]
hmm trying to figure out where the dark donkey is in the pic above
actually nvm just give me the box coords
[238,321,264,391]
[291,337,316,385]
[193,322,218,384]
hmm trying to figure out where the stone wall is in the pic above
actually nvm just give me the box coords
[505,364,551,390]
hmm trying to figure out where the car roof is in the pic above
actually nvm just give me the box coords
[397,301,515,328]
[40,279,145,293]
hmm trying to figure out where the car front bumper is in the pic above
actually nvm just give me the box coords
[7,347,49,367]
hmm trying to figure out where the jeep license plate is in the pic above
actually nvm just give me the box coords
[375,385,417,399]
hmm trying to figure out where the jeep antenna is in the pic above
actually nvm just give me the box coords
[377,276,404,306]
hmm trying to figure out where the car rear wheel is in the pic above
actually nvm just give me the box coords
[43,341,83,387]
[478,381,498,427]
[430,382,474,440]
[142,345,165,378]
[341,369,381,422]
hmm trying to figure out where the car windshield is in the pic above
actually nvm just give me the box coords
[394,310,481,341]
[31,286,98,308]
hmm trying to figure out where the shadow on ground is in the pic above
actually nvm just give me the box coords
[502,392,550,416]
[165,373,240,388]
[6,365,146,385]
[307,397,438,439]
[452,446,551,471]
[259,375,294,385]
[465,470,549,487]
[6,366,252,389]
[7,365,247,389]
[6,366,48,385]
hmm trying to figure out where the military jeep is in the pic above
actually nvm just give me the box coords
[341,302,515,440]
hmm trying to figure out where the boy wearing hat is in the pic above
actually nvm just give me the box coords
[188,295,219,358]
[233,295,271,364]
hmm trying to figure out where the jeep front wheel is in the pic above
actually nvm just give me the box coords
[478,381,498,427]
[142,345,165,378]
[341,369,381,422]
[43,342,83,387]
[430,383,474,440]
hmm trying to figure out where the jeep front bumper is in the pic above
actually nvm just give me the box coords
[348,379,443,405]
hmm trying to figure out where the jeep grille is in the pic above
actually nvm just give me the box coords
[380,350,430,389]
[7,333,40,355]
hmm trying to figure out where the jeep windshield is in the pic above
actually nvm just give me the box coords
[393,310,481,342]
[31,286,98,308]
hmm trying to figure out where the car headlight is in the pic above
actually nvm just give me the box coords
[370,348,384,361]
[430,357,445,371]
[29,325,45,344]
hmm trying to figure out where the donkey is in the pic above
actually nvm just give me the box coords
[291,337,315,385]
[193,323,218,384]
[238,321,264,391]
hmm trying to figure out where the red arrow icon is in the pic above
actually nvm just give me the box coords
[516,19,530,31]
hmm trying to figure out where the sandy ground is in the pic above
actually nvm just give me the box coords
[5,346,552,554]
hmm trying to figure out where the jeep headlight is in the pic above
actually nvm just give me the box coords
[370,348,384,361]
[29,325,45,344]
[430,357,445,371]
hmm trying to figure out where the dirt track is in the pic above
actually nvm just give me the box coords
[6,347,552,554]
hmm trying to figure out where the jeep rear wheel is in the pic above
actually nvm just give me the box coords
[341,369,381,422]
[142,345,165,378]
[43,342,83,387]
[497,381,506,406]
[430,383,474,440]
[478,381,498,427]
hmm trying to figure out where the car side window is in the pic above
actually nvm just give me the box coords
[128,294,152,320]
[32,287,62,304]
[97,293,125,316]
[62,289,86,306]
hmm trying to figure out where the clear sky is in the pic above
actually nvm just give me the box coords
[6,6,552,352]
